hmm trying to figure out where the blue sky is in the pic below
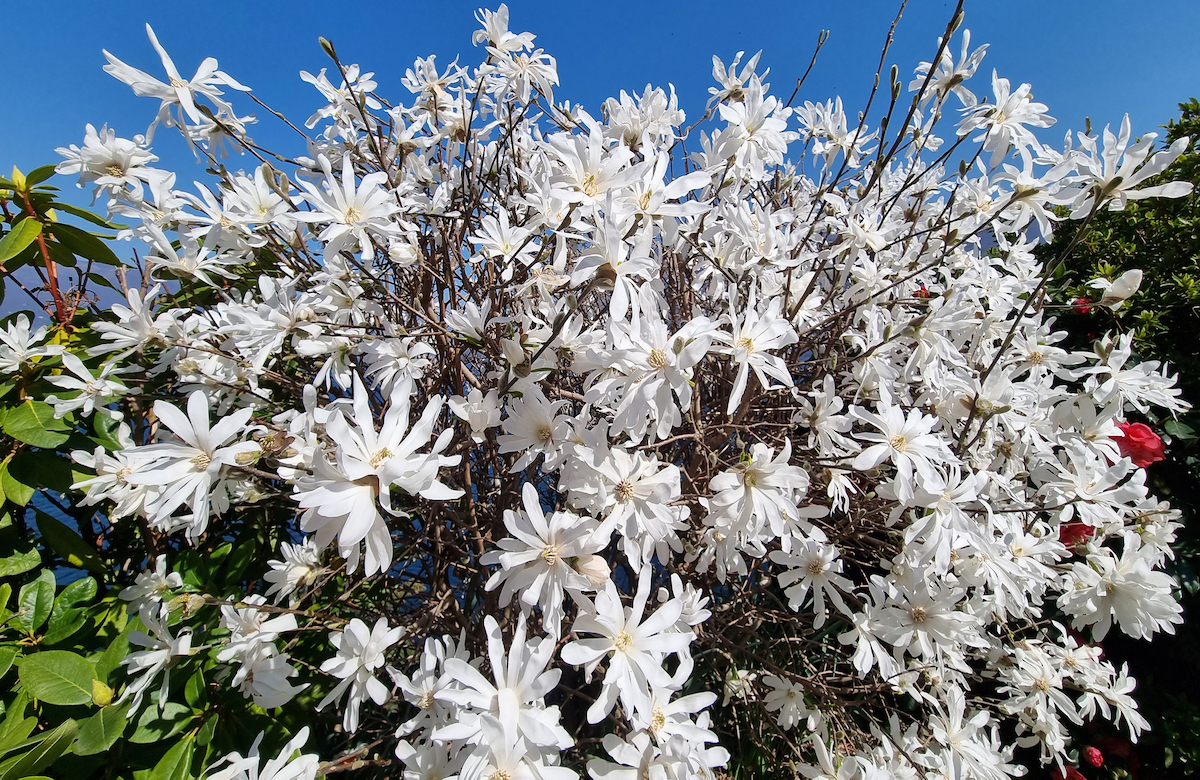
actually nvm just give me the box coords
[4,0,1199,217]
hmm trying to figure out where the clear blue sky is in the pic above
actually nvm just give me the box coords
[4,0,1199,210]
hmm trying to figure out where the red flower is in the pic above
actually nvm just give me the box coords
[1072,297,1093,314]
[1052,766,1087,780]
[1116,422,1166,468]
[1059,519,1096,547]
[1084,747,1104,768]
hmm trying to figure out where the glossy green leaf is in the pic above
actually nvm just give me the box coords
[49,223,121,267]
[15,570,54,633]
[44,576,97,644]
[183,667,206,709]
[72,704,128,756]
[0,546,39,578]
[0,220,42,266]
[195,713,217,747]
[36,513,103,574]
[141,734,193,780]
[130,702,192,744]
[0,648,17,681]
[0,719,77,780]
[94,612,135,683]
[0,463,33,508]
[2,401,70,448]
[9,450,75,495]
[18,651,98,706]
[41,239,76,268]
[24,166,57,188]
[0,693,33,753]
[51,202,126,231]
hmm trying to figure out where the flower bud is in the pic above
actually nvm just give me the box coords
[572,554,610,587]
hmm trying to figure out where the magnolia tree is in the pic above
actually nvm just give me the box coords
[0,2,1194,778]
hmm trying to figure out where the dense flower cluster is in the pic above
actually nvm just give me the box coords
[35,4,1194,777]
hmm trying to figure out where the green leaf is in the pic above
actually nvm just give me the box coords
[36,513,102,575]
[94,612,134,684]
[130,702,192,744]
[0,719,77,780]
[0,220,43,266]
[54,576,97,611]
[136,734,193,780]
[49,224,121,267]
[43,613,90,647]
[72,704,128,756]
[2,400,70,448]
[183,667,206,709]
[44,576,97,644]
[17,651,98,706]
[24,166,57,188]
[0,648,17,681]
[1165,418,1197,440]
[15,570,55,634]
[10,450,74,495]
[195,713,217,747]
[86,272,119,292]
[51,203,125,231]
[181,543,231,590]
[41,239,76,268]
[0,693,33,753]
[0,546,39,578]
[0,462,34,508]
[90,414,123,452]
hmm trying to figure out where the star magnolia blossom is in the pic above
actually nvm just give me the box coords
[38,6,1200,779]
[317,617,404,733]
[562,570,694,724]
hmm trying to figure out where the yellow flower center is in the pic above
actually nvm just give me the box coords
[889,434,908,453]
[614,631,633,652]
[190,452,212,469]
[615,480,635,502]
[105,164,126,178]
[650,706,666,733]
[806,560,825,577]
[909,606,928,624]
[648,348,668,369]
[419,690,436,710]
[581,173,599,197]
[344,206,363,224]
[369,447,393,469]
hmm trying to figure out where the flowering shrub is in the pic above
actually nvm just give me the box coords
[0,4,1195,778]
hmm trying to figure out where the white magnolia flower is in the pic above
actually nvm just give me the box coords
[0,314,64,374]
[205,727,320,780]
[561,570,693,723]
[317,617,404,733]
[482,482,607,635]
[119,554,182,615]
[851,403,956,502]
[128,391,259,538]
[45,351,129,419]
[117,604,193,713]
[436,614,572,750]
